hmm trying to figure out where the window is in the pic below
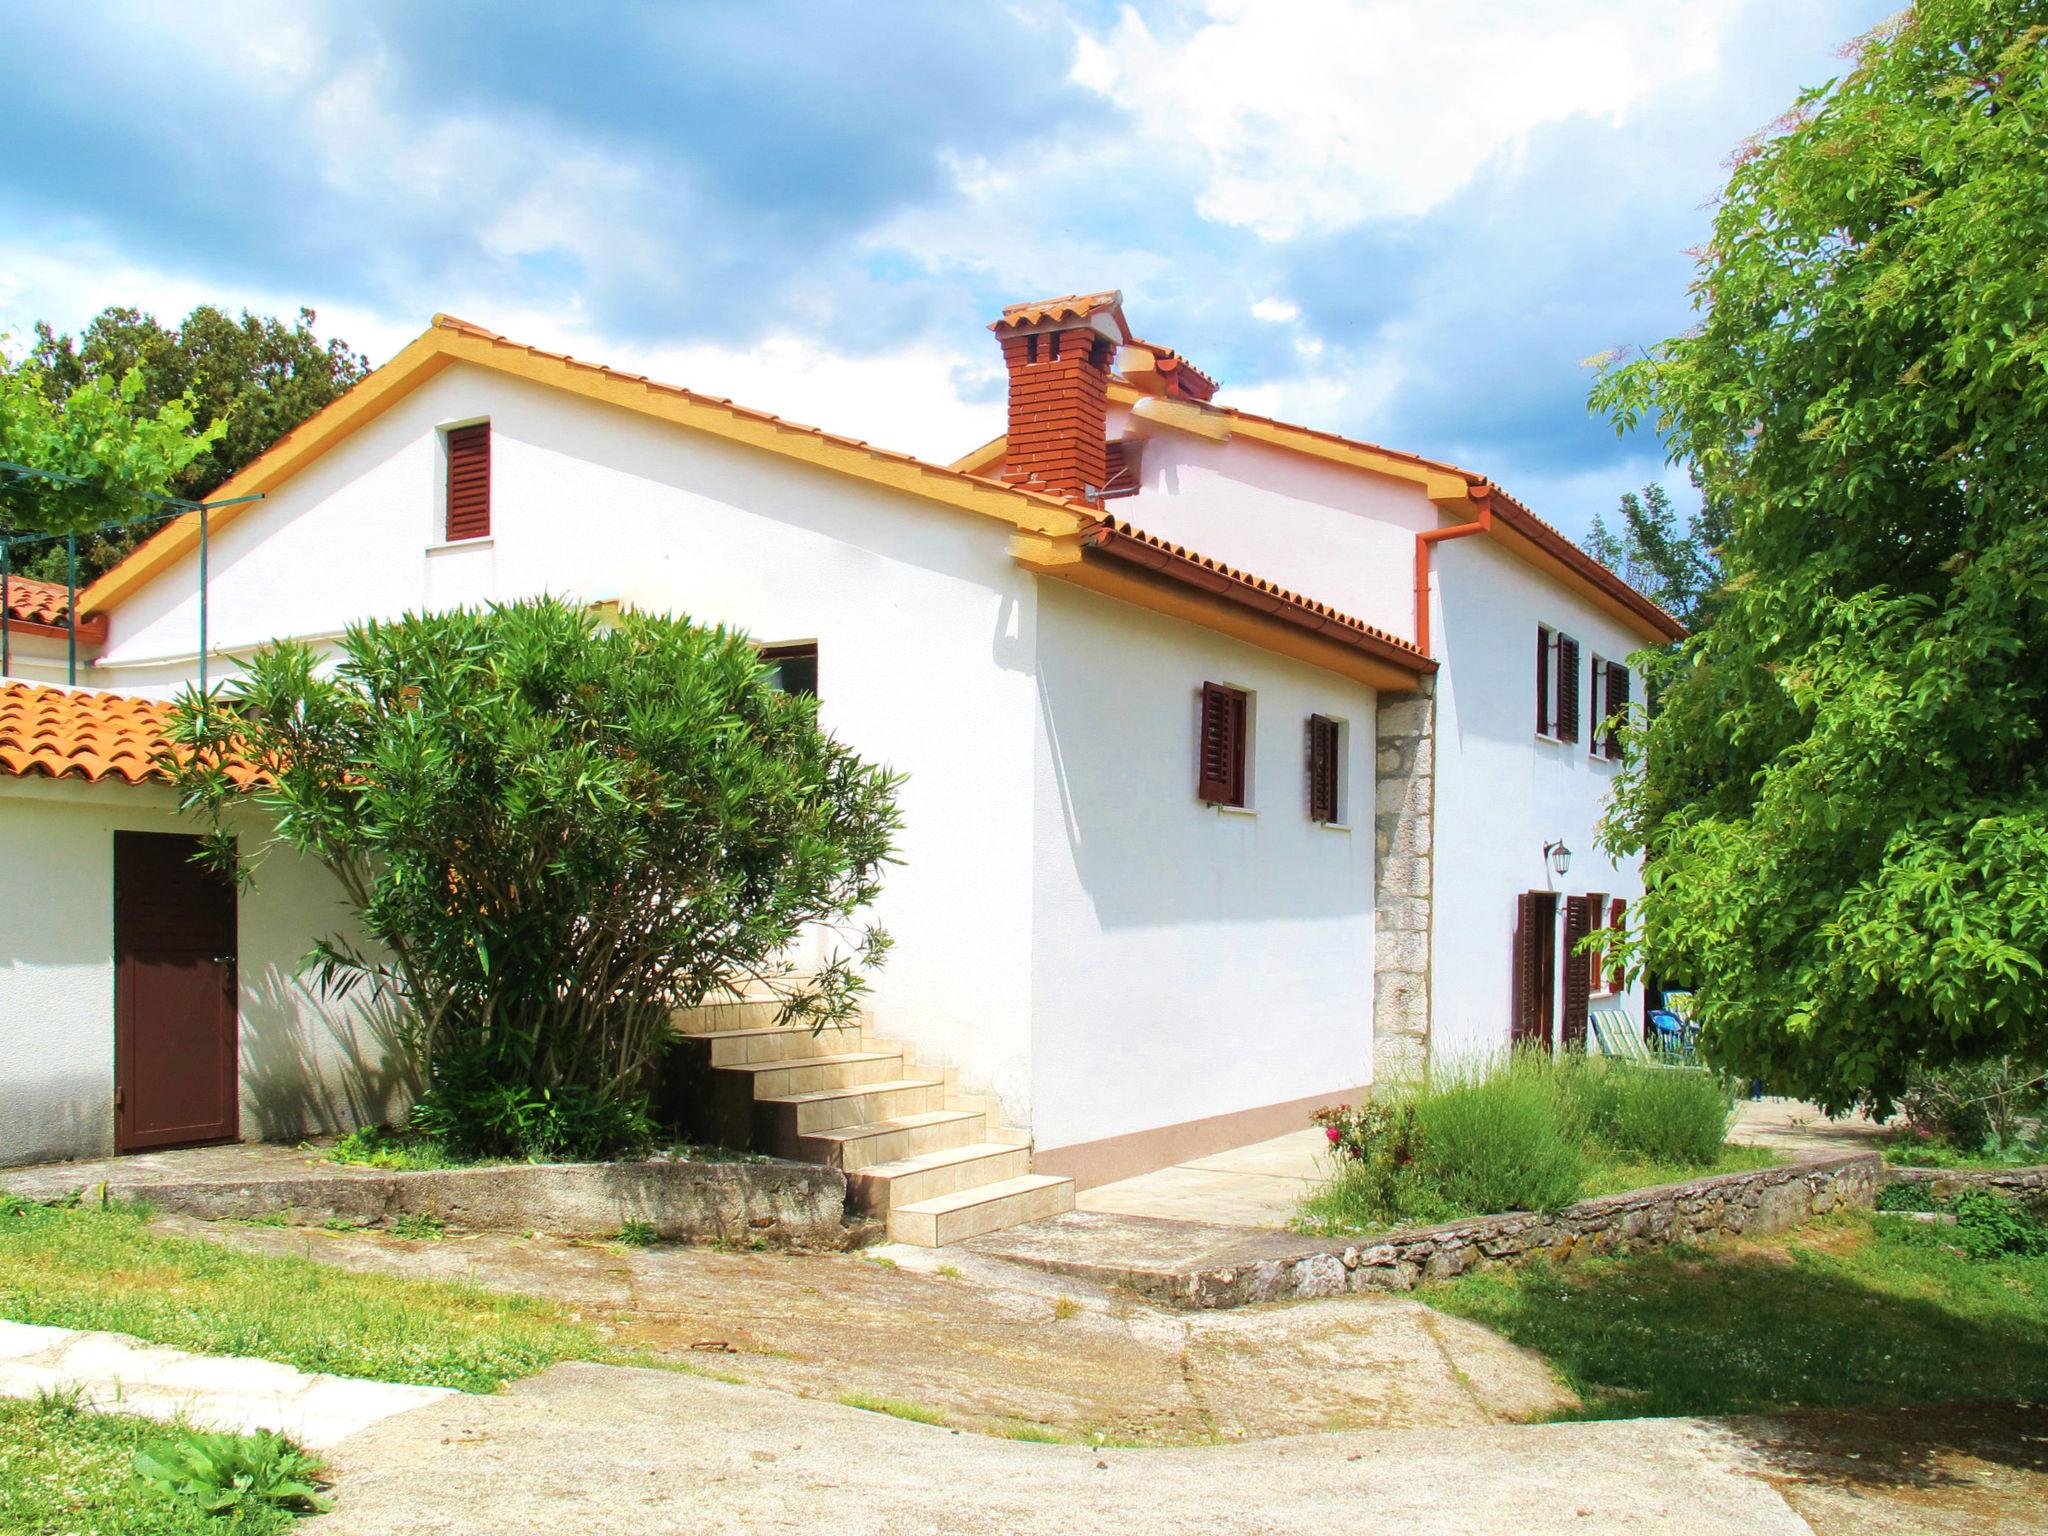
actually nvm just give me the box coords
[760,641,819,699]
[444,422,491,541]
[1197,681,1249,807]
[1307,714,1342,823]
[1600,660,1630,760]
[1534,625,1580,742]
[1561,894,1601,1047]
[1584,890,1611,994]
[1607,897,1628,992]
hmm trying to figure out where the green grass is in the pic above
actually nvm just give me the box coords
[1427,1210,2048,1419]
[1879,1131,2048,1169]
[0,1396,297,1536]
[837,1392,948,1426]
[1296,1052,1764,1237]
[0,1195,605,1393]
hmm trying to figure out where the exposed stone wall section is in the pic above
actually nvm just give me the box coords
[1373,679,1436,1083]
[1884,1163,2048,1210]
[1136,1154,1880,1310]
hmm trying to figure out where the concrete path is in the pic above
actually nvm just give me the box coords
[0,1318,450,1448]
[1077,1126,1327,1228]
[1729,1098,1890,1158]
[306,1361,1816,1536]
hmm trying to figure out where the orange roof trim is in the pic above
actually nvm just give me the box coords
[0,682,260,788]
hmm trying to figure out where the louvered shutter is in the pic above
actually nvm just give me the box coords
[1561,894,1595,1048]
[445,423,491,541]
[1535,626,1551,735]
[1512,891,1555,1047]
[1604,662,1631,759]
[1198,682,1246,805]
[1307,714,1339,822]
[1607,898,1628,992]
[1556,634,1581,744]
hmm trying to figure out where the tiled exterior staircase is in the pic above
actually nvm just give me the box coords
[669,993,1073,1246]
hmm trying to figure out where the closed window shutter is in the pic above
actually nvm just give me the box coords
[1562,894,1595,1047]
[1604,663,1631,759]
[445,424,491,541]
[1308,714,1339,822]
[1587,655,1605,754]
[1198,682,1246,805]
[1556,635,1581,744]
[1535,626,1551,735]
[1512,891,1557,1047]
[1607,898,1628,991]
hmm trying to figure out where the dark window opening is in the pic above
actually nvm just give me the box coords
[760,642,819,699]
[1197,681,1249,807]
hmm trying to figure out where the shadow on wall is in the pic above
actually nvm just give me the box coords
[240,969,417,1141]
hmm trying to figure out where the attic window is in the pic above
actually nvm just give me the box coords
[444,423,491,541]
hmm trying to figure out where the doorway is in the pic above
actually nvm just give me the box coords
[114,831,239,1152]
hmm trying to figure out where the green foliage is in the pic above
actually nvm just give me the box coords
[1,1397,297,1536]
[0,346,223,561]
[1950,1188,2048,1259]
[22,305,368,582]
[836,1393,948,1426]
[1298,1053,1739,1234]
[0,1195,602,1392]
[1893,1055,2047,1149]
[388,1212,445,1240]
[1582,481,1727,629]
[1430,1212,2048,1418]
[324,1125,468,1171]
[165,598,903,1161]
[133,1426,331,1517]
[614,1220,659,1247]
[1592,2,2048,1111]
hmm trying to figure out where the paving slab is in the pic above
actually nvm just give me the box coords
[1076,1127,1326,1228]
[0,1318,450,1448]
[1730,1098,1890,1157]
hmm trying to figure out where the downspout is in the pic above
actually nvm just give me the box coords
[1412,484,1493,657]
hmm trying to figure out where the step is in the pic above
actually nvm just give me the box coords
[843,1141,1035,1215]
[797,1109,988,1171]
[672,997,787,1035]
[686,1024,865,1067]
[755,1079,945,1143]
[719,1051,904,1099]
[887,1174,1076,1247]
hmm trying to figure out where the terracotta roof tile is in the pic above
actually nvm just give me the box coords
[2,576,110,644]
[0,682,257,787]
[1082,517,1434,667]
[990,292,1130,337]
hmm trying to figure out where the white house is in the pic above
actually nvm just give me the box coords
[0,290,1682,1243]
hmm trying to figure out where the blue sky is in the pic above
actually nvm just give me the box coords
[0,0,1896,540]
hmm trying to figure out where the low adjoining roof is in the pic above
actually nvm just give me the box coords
[0,682,259,788]
[3,576,110,646]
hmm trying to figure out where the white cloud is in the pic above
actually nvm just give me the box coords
[1071,0,1746,239]
[1251,297,1298,322]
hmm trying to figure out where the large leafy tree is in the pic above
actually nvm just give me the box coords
[1594,1,2048,1111]
[23,306,368,582]
[0,351,223,579]
[1583,481,1727,630]
[165,598,903,1160]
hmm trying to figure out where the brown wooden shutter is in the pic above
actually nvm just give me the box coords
[1198,682,1246,806]
[1587,655,1605,754]
[445,423,491,541]
[1511,891,1558,1049]
[1604,662,1630,759]
[1607,898,1628,992]
[1555,634,1581,744]
[1535,625,1551,735]
[1561,894,1596,1047]
[1307,714,1339,822]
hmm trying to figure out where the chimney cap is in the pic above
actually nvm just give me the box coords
[990,291,1131,340]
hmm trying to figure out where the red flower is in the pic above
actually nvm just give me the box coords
[1326,1126,1342,1143]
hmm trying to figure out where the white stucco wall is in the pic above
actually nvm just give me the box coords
[93,364,1044,1125]
[1028,580,1377,1153]
[1104,404,1437,643]
[0,630,78,687]
[1428,536,1647,1061]
[0,777,404,1167]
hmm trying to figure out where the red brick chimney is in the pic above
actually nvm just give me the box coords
[989,291,1129,502]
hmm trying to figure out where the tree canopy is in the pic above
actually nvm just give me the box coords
[1593,0,2048,1111]
[10,305,368,584]
[165,598,903,1160]
[1583,481,1726,630]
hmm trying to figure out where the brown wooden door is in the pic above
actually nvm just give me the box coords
[114,832,239,1152]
